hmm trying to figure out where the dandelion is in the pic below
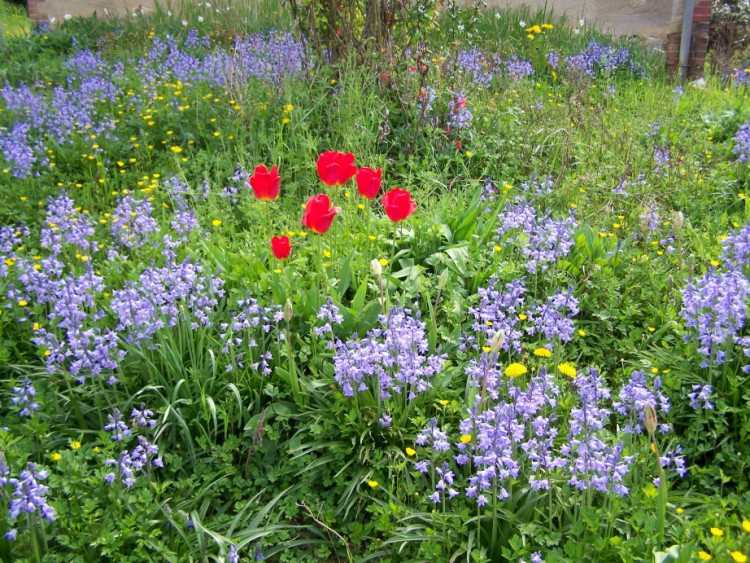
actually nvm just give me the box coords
[504,363,527,377]
[533,348,552,358]
[379,258,388,266]
[558,363,577,378]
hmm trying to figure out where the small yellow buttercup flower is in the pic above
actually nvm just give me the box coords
[518,314,527,321]
[50,453,62,462]
[731,552,747,563]
[710,527,724,538]
[379,258,388,267]
[438,400,449,406]
[405,447,416,457]
[212,220,222,227]
[743,519,750,533]
[676,507,684,515]
[578,329,586,337]
[366,480,378,489]
[504,363,527,378]
[533,348,551,358]
[70,441,81,450]
[460,434,472,444]
[18,300,28,307]
[558,363,577,379]
[698,552,712,561]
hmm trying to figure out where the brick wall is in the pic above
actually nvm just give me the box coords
[666,0,712,78]
[26,0,49,23]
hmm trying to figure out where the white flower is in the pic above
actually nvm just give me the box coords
[519,20,526,27]
[205,2,211,7]
[167,10,172,16]
[63,13,72,21]
[495,12,501,19]
[197,15,204,22]
[49,16,56,23]
[182,19,188,26]
[574,28,581,35]
[578,18,585,27]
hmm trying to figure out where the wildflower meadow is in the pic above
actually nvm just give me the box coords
[1,0,750,561]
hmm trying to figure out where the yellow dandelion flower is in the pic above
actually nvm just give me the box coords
[50,453,62,462]
[710,527,724,537]
[368,235,377,241]
[525,25,542,34]
[379,258,388,266]
[578,329,586,337]
[273,269,282,274]
[170,146,183,153]
[743,519,750,533]
[527,33,535,40]
[558,363,576,378]
[405,447,416,457]
[212,220,222,227]
[70,441,81,450]
[698,552,712,561]
[494,245,502,252]
[465,151,473,157]
[460,434,472,444]
[366,480,378,489]
[18,300,28,307]
[731,552,747,563]
[533,348,552,358]
[323,249,332,258]
[504,363,527,377]
[541,23,554,29]
[282,117,290,124]
[676,507,684,515]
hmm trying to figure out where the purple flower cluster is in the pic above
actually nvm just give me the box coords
[564,41,633,77]
[316,297,344,338]
[734,121,750,163]
[218,293,280,373]
[468,277,527,354]
[0,462,56,540]
[681,268,750,367]
[111,258,225,344]
[527,288,579,343]
[39,193,98,255]
[563,368,631,495]
[333,308,445,400]
[688,384,714,410]
[411,365,683,508]
[612,173,647,197]
[495,201,577,273]
[111,195,160,249]
[104,435,164,488]
[613,371,671,434]
[10,378,40,417]
[446,91,473,131]
[456,48,494,88]
[503,55,535,81]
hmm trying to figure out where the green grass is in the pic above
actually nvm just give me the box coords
[0,3,750,562]
[0,0,29,37]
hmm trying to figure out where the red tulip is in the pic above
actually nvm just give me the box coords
[249,164,280,201]
[302,194,341,234]
[271,235,291,259]
[356,167,382,199]
[382,188,416,222]
[316,151,357,186]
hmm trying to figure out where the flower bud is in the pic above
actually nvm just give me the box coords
[643,404,658,435]
[284,299,293,323]
[438,269,450,291]
[673,211,684,234]
[489,330,505,354]
[370,258,382,277]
